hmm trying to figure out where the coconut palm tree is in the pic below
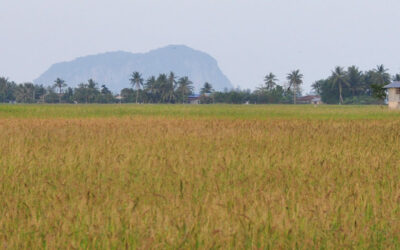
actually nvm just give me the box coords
[330,66,350,104]
[165,72,177,103]
[373,65,391,85]
[347,66,363,96]
[369,65,390,102]
[144,76,157,103]
[130,71,144,104]
[286,70,303,104]
[177,77,194,103]
[157,74,175,103]
[393,74,400,82]
[311,80,323,95]
[53,78,67,103]
[163,84,176,103]
[15,83,35,103]
[167,72,177,88]
[200,82,214,95]
[87,79,100,103]
[264,73,278,90]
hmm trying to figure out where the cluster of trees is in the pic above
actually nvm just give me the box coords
[312,65,394,104]
[217,65,396,105]
[0,67,307,104]
[0,72,210,104]
[0,77,115,103]
[124,70,305,104]
[0,65,396,104]
[218,70,304,104]
[122,72,195,104]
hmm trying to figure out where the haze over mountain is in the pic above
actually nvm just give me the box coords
[34,45,233,93]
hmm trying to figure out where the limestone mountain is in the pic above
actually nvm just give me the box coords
[34,45,233,92]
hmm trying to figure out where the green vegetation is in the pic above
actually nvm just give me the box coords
[286,69,304,104]
[0,104,399,120]
[313,64,392,104]
[1,64,396,105]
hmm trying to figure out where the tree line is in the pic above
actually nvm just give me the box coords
[0,77,116,104]
[249,65,395,105]
[0,70,302,104]
[312,65,393,104]
[0,65,396,104]
[0,72,218,104]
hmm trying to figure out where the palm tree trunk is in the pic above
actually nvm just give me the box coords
[59,88,62,103]
[136,86,139,104]
[293,85,297,104]
[339,84,343,105]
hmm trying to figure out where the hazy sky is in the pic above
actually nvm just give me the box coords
[1,0,400,92]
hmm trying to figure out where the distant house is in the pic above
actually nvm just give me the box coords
[297,95,322,105]
[188,94,201,104]
[384,81,400,109]
[115,95,123,103]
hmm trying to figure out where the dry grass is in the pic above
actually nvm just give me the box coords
[0,105,399,249]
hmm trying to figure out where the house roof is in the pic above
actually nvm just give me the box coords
[297,95,320,101]
[384,82,400,88]
[188,94,201,99]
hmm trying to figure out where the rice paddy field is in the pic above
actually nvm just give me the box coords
[0,104,400,249]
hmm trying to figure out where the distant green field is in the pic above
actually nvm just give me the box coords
[0,104,399,119]
[1,104,399,248]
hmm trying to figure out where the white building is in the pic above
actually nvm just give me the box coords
[384,82,400,109]
[187,94,201,104]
